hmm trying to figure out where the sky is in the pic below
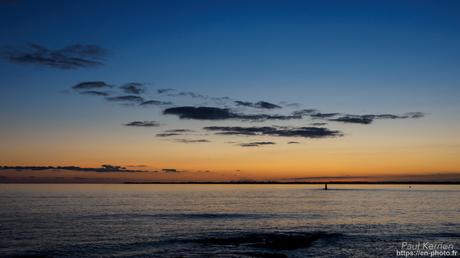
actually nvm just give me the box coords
[0,0,459,182]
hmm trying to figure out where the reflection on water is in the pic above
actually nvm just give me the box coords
[0,184,459,257]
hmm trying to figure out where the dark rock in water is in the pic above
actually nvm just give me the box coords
[240,252,288,258]
[192,232,331,250]
[174,252,287,258]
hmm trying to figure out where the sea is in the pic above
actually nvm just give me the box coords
[0,184,459,258]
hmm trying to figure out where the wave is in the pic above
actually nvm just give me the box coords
[187,231,342,251]
[80,212,305,220]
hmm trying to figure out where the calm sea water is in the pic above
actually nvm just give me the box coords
[0,184,459,258]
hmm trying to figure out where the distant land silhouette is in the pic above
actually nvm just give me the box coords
[123,181,460,185]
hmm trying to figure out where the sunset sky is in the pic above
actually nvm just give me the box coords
[1,0,459,182]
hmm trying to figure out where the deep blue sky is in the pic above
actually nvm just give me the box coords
[1,0,459,112]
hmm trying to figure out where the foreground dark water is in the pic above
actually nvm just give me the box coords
[0,184,459,257]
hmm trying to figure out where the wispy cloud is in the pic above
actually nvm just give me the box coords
[156,133,182,137]
[164,106,301,121]
[157,88,175,94]
[1,43,106,69]
[106,95,145,104]
[239,141,276,147]
[175,139,210,143]
[120,82,145,94]
[291,109,317,116]
[204,126,343,139]
[158,89,231,104]
[166,91,208,99]
[156,129,195,137]
[79,90,110,96]
[165,129,195,133]
[124,121,160,127]
[280,101,301,108]
[0,164,146,173]
[164,106,232,120]
[140,100,173,106]
[310,112,341,119]
[161,168,183,173]
[234,101,281,109]
[72,81,112,90]
[329,112,425,124]
[404,112,425,118]
[329,115,373,124]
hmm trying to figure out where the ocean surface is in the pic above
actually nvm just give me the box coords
[0,184,459,258]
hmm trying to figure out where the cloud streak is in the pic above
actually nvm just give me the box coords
[175,139,210,143]
[157,88,175,94]
[72,81,111,90]
[2,43,106,69]
[120,83,145,94]
[204,126,343,139]
[235,101,281,109]
[329,112,425,124]
[161,168,183,173]
[0,165,146,173]
[124,121,160,127]
[79,90,110,96]
[106,95,145,104]
[239,141,276,147]
[140,100,173,106]
[156,133,182,137]
[164,106,301,121]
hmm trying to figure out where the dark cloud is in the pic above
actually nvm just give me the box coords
[329,112,425,124]
[167,91,208,99]
[175,139,210,143]
[124,121,160,127]
[310,112,341,118]
[239,141,276,147]
[72,81,111,90]
[157,89,233,104]
[79,90,110,96]
[281,102,301,108]
[372,114,401,119]
[235,101,281,109]
[156,133,182,137]
[162,168,182,173]
[291,110,424,124]
[0,164,146,173]
[291,109,317,116]
[106,95,144,103]
[157,88,176,94]
[211,96,231,101]
[164,106,301,121]
[238,113,301,121]
[140,100,173,106]
[165,129,195,133]
[404,112,424,118]
[1,43,106,69]
[204,126,342,139]
[330,115,374,124]
[120,83,145,94]
[164,106,232,120]
[285,176,372,181]
[156,129,195,137]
